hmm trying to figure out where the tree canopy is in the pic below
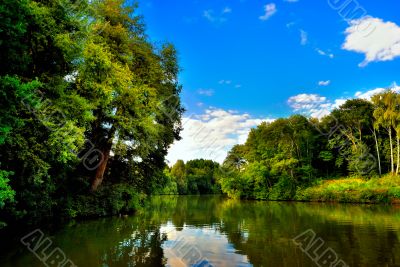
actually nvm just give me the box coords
[0,0,183,227]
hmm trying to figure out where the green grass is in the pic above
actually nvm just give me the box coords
[295,175,400,204]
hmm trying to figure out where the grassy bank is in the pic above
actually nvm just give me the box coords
[295,175,400,204]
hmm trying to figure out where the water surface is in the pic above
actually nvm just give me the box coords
[1,195,400,266]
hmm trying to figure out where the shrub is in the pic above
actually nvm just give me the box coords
[65,183,145,218]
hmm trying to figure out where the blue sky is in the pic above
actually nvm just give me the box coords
[136,0,400,164]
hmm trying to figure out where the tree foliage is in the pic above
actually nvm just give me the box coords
[0,0,183,226]
[218,96,399,200]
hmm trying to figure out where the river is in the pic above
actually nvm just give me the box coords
[1,195,400,266]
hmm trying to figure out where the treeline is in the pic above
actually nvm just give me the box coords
[0,0,183,227]
[218,95,400,201]
[155,159,221,195]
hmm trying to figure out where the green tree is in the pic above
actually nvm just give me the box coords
[330,99,376,175]
[76,0,182,190]
[372,91,397,174]
[171,160,186,194]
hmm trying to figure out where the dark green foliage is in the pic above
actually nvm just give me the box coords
[65,184,145,218]
[0,0,183,227]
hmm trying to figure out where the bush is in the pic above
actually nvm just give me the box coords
[65,183,146,218]
[268,176,297,200]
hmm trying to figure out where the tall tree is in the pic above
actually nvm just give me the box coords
[77,0,182,190]
[372,91,397,174]
[330,99,377,175]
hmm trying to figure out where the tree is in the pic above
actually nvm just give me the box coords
[372,91,397,174]
[77,0,182,190]
[0,0,90,221]
[0,0,183,225]
[330,99,376,175]
[171,160,186,194]
[223,144,247,171]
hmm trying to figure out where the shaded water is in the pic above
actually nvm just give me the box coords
[1,195,400,266]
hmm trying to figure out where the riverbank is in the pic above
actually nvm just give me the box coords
[294,175,400,204]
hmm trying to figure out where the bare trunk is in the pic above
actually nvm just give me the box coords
[91,141,112,191]
[389,127,394,174]
[373,127,381,176]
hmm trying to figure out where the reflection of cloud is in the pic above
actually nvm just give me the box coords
[161,224,251,267]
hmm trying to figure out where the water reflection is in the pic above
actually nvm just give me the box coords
[1,195,400,267]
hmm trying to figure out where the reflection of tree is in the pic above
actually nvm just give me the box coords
[17,196,400,267]
[147,196,400,266]
[50,216,168,266]
[146,195,223,229]
[104,227,166,266]
[215,200,400,267]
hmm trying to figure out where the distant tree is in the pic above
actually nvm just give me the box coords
[171,160,186,194]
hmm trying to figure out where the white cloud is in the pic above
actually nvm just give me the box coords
[288,94,326,110]
[318,80,331,86]
[288,83,400,119]
[286,21,296,28]
[316,48,334,58]
[288,93,347,119]
[218,80,232,85]
[354,82,400,100]
[300,30,308,45]
[166,108,274,164]
[259,3,277,21]
[342,17,400,67]
[222,7,232,14]
[355,88,385,100]
[197,88,214,96]
[235,84,242,88]
[203,8,232,23]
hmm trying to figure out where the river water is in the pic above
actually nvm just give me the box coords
[1,195,400,266]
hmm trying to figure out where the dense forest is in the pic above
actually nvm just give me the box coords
[166,96,400,203]
[157,159,221,195]
[217,95,400,202]
[0,0,183,228]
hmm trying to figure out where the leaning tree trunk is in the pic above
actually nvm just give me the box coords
[389,127,394,174]
[91,141,113,191]
[91,141,112,191]
[373,127,381,176]
[90,123,116,191]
